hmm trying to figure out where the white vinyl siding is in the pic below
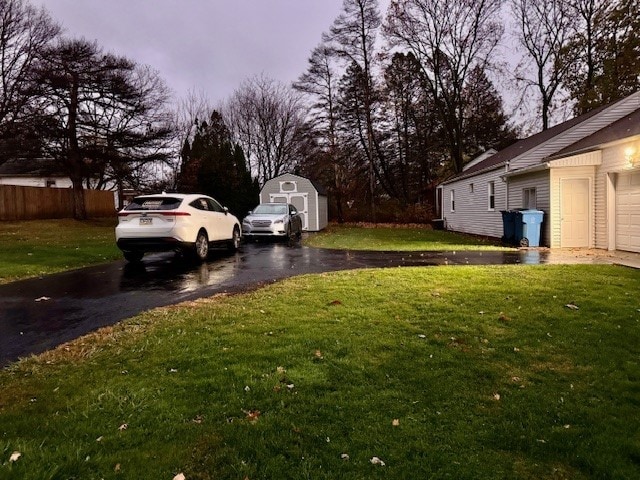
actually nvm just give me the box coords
[594,141,640,250]
[442,168,506,238]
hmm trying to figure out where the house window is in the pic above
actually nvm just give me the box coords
[469,183,474,193]
[523,187,537,209]
[46,179,56,188]
[488,181,495,210]
[450,190,455,212]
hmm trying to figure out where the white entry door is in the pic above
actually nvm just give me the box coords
[616,171,640,253]
[270,193,309,230]
[561,178,590,247]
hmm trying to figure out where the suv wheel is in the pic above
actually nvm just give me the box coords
[193,230,209,261]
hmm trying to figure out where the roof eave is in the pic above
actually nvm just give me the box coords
[439,161,507,186]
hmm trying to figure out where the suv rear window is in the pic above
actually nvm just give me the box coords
[125,197,183,211]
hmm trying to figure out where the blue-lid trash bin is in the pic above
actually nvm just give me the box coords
[519,209,544,247]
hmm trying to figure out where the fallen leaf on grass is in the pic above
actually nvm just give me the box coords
[565,303,579,310]
[328,300,342,306]
[9,452,21,463]
[314,350,324,360]
[244,410,261,423]
[370,456,386,466]
[173,474,186,480]
[341,453,350,461]
[498,312,511,322]
[118,423,128,431]
[493,393,501,401]
[392,419,400,426]
[35,296,51,302]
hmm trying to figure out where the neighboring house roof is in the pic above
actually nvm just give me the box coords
[0,158,67,177]
[549,107,640,160]
[440,102,611,185]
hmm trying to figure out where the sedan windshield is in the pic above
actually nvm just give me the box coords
[253,204,287,215]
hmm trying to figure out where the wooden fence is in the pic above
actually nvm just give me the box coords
[0,185,116,220]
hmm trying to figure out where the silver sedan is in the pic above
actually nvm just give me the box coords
[242,203,303,240]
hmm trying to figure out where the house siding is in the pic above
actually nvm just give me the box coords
[506,170,551,245]
[595,141,639,249]
[441,168,506,238]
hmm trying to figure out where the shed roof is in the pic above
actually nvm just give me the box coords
[265,172,328,196]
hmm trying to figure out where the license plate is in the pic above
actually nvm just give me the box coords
[139,217,152,225]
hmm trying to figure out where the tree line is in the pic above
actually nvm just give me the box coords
[1,0,638,221]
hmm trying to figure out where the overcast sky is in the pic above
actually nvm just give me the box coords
[37,0,392,105]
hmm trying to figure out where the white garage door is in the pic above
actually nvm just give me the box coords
[616,171,640,253]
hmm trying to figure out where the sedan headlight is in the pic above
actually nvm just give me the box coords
[273,218,284,224]
[242,219,251,225]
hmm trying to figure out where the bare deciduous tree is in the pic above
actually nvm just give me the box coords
[0,0,60,157]
[294,43,346,220]
[323,0,382,218]
[224,74,306,185]
[510,0,574,130]
[31,38,174,218]
[384,0,504,173]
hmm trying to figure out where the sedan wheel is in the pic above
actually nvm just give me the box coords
[194,230,209,261]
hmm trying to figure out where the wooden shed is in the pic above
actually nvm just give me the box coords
[260,173,328,231]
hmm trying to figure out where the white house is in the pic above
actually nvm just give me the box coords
[0,157,120,208]
[437,91,640,253]
[0,158,72,188]
[259,173,328,231]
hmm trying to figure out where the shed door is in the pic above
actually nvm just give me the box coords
[270,193,309,230]
[561,178,590,247]
[616,171,640,253]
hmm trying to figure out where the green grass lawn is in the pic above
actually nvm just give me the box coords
[305,224,512,251]
[0,218,121,284]
[1,264,639,479]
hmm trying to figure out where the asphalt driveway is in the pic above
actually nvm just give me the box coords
[0,240,636,366]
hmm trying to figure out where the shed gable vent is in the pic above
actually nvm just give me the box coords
[280,181,297,192]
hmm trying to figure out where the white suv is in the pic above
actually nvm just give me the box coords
[116,193,241,262]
